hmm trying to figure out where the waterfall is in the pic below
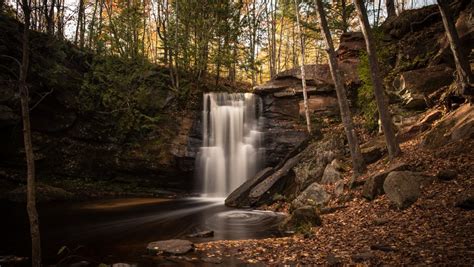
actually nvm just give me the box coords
[196,92,265,197]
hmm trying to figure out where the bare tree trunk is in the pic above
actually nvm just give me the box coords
[315,0,366,178]
[437,0,473,98]
[294,0,311,134]
[19,0,41,265]
[354,0,401,158]
[386,0,396,19]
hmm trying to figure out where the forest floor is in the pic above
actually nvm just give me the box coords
[195,112,474,265]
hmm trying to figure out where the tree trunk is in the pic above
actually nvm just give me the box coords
[386,0,396,19]
[354,0,401,158]
[437,0,473,98]
[294,0,311,134]
[19,0,41,266]
[315,0,366,178]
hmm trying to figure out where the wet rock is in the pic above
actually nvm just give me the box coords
[436,169,458,181]
[320,163,342,185]
[186,230,214,238]
[249,154,303,206]
[225,167,273,208]
[292,183,330,210]
[422,104,474,149]
[362,163,409,200]
[383,171,426,209]
[283,206,322,229]
[147,239,194,255]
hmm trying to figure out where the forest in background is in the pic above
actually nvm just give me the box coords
[1,0,437,87]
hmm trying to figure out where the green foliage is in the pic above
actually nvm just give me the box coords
[356,28,394,132]
[79,55,167,140]
[357,52,378,132]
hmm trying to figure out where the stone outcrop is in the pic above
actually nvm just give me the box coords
[291,182,330,210]
[383,171,433,209]
[282,206,322,230]
[394,64,454,109]
[225,167,273,208]
[320,162,343,185]
[362,163,409,200]
[422,104,474,149]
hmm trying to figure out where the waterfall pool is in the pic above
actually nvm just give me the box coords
[0,197,285,265]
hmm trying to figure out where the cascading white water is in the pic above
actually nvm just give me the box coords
[196,92,265,197]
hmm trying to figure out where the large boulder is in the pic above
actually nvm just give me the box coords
[422,104,474,149]
[147,239,194,255]
[320,162,343,185]
[283,206,322,230]
[292,182,330,210]
[225,167,274,208]
[362,163,409,200]
[293,133,345,190]
[396,64,454,110]
[383,171,432,209]
[360,136,387,164]
[248,153,302,206]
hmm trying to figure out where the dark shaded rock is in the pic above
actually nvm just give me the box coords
[186,230,214,238]
[249,154,303,206]
[370,244,398,252]
[283,206,322,229]
[147,239,194,255]
[436,169,458,181]
[360,136,387,164]
[455,192,474,210]
[292,183,330,210]
[383,171,425,209]
[362,163,409,200]
[0,105,20,128]
[320,163,342,185]
[225,167,273,208]
[422,104,474,149]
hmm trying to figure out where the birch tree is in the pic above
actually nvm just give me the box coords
[294,0,311,134]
